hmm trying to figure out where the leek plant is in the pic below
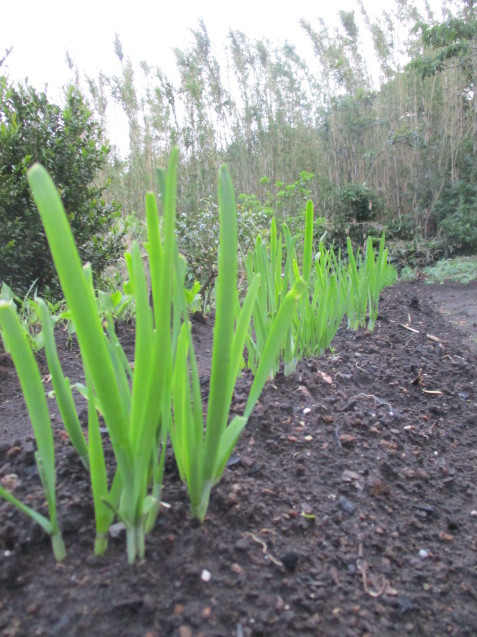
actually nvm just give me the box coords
[245,201,348,372]
[297,240,348,358]
[346,237,369,330]
[36,298,89,469]
[346,235,397,331]
[0,302,66,561]
[365,234,397,330]
[171,166,306,521]
[23,151,181,563]
[291,201,348,360]
[245,217,301,376]
[0,282,58,352]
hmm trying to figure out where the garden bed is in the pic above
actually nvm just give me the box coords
[0,280,476,637]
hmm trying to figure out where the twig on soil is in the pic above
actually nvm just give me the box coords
[442,354,458,363]
[356,559,388,598]
[400,323,419,333]
[334,426,343,451]
[351,393,395,416]
[245,532,282,567]
[411,368,443,395]
[357,543,396,598]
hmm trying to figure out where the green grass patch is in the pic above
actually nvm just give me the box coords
[400,256,477,284]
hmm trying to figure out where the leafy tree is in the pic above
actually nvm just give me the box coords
[409,3,477,244]
[412,14,477,78]
[0,77,124,296]
[411,5,477,170]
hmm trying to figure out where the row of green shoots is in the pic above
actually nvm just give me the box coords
[245,201,397,376]
[0,149,396,564]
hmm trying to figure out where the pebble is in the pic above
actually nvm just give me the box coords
[419,549,429,559]
[226,455,241,467]
[142,594,155,611]
[6,446,21,459]
[236,623,245,637]
[235,538,249,551]
[280,551,299,572]
[338,496,357,514]
[281,610,296,622]
[0,473,19,490]
[50,614,72,636]
[108,522,126,539]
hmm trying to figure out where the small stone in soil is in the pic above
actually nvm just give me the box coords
[281,551,299,572]
[50,614,72,636]
[226,454,241,467]
[109,522,126,539]
[338,496,357,514]
[6,446,21,459]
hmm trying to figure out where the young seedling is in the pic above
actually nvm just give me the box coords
[245,216,302,376]
[26,150,180,563]
[171,165,307,521]
[365,234,397,330]
[0,302,66,561]
[346,237,369,330]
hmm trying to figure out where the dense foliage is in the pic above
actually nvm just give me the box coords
[0,78,123,296]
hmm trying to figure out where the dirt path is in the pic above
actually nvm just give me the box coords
[425,280,477,353]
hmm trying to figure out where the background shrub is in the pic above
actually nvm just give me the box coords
[433,181,477,255]
[338,183,384,223]
[176,195,270,308]
[0,77,124,297]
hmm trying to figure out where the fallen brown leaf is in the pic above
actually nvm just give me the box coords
[317,371,333,384]
[339,433,356,445]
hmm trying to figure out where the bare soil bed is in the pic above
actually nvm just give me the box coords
[0,280,476,637]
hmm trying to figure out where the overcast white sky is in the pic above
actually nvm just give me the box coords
[1,0,445,95]
[1,0,445,152]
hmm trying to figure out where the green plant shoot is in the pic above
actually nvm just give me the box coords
[170,165,307,521]
[0,301,66,561]
[26,151,180,563]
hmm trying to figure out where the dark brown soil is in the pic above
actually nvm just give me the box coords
[0,280,477,637]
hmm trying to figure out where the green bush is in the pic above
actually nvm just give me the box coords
[0,77,124,296]
[176,195,270,307]
[433,181,477,255]
[338,183,383,222]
